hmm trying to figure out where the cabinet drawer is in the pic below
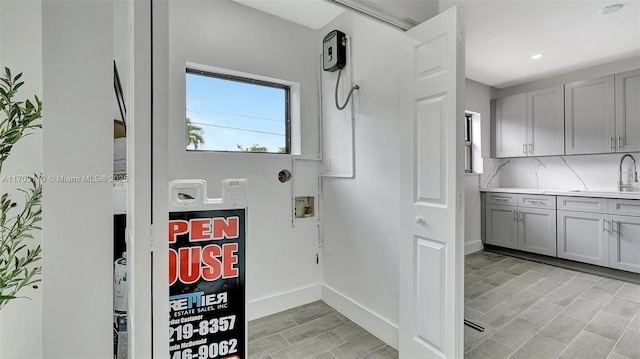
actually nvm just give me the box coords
[608,199,640,217]
[557,196,608,213]
[486,193,518,206]
[518,194,556,209]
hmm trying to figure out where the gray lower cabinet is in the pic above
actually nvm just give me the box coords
[519,207,557,256]
[484,193,640,273]
[485,200,556,256]
[609,215,640,273]
[485,204,518,249]
[557,210,610,267]
[556,197,640,273]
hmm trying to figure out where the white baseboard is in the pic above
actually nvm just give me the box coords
[465,239,484,255]
[321,284,399,350]
[247,283,322,321]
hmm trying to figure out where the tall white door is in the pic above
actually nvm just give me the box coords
[399,6,465,358]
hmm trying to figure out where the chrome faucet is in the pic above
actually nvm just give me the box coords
[618,154,639,192]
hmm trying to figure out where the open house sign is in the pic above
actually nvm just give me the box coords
[168,209,246,359]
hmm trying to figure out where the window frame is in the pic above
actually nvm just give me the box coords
[185,68,292,154]
[464,113,473,173]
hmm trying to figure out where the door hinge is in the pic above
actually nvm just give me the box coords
[458,193,463,210]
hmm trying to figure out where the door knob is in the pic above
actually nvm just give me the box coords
[415,216,424,224]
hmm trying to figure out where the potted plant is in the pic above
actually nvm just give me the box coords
[0,67,43,310]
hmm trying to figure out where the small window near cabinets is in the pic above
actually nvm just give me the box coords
[464,113,473,173]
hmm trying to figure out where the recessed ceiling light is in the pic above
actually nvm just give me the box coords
[531,54,543,60]
[599,4,624,15]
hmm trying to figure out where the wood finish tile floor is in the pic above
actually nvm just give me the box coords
[465,251,640,359]
[248,301,399,359]
[249,251,639,359]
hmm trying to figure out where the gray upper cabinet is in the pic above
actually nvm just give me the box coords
[565,75,616,154]
[494,86,564,158]
[615,69,640,152]
[526,86,564,156]
[495,93,527,158]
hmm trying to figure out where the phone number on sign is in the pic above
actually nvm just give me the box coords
[171,339,238,359]
[170,316,236,342]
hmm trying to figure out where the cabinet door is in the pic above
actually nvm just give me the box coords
[565,76,615,155]
[495,93,526,158]
[485,204,518,249]
[609,215,640,273]
[518,208,557,256]
[527,86,564,156]
[557,210,609,266]
[615,69,640,152]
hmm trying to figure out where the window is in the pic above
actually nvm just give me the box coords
[185,69,290,153]
[464,113,473,173]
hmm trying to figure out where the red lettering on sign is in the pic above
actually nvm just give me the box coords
[222,243,239,278]
[168,220,189,243]
[213,217,239,239]
[178,247,201,284]
[168,244,239,284]
[168,249,178,285]
[190,218,212,242]
[201,245,222,281]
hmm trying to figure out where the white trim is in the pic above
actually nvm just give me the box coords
[465,239,484,255]
[321,284,399,350]
[247,284,322,321]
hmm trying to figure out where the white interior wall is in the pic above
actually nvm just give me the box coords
[463,79,495,254]
[163,0,323,320]
[41,1,114,357]
[0,1,43,357]
[318,11,407,348]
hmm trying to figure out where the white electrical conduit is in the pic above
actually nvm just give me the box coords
[290,36,359,261]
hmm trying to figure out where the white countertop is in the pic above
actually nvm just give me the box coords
[480,188,640,200]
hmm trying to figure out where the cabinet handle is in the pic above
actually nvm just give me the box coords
[603,219,610,233]
[612,219,619,234]
[513,210,517,221]
[519,211,524,222]
[610,136,615,150]
[493,198,508,202]
[530,200,545,205]
[528,143,533,154]
[618,136,623,149]
[523,143,527,155]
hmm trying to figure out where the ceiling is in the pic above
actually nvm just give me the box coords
[232,0,640,88]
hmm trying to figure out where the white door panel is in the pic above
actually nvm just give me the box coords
[399,6,464,358]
